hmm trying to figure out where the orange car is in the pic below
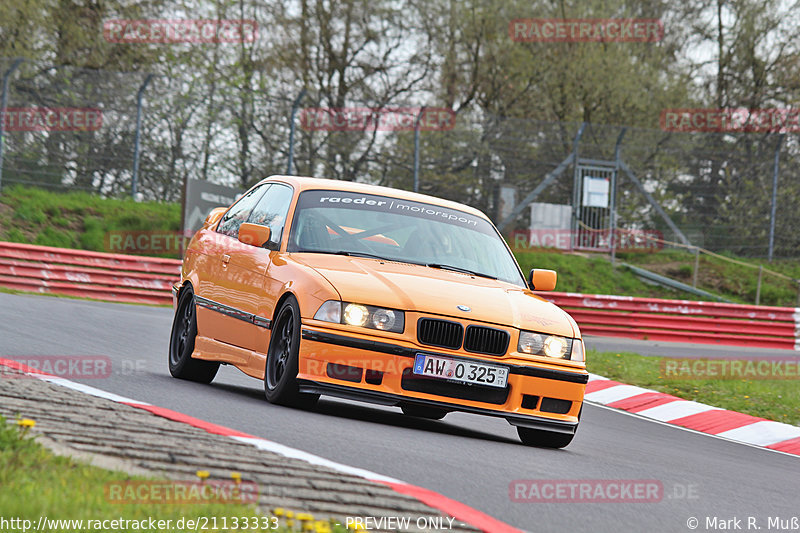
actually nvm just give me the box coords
[169,176,587,448]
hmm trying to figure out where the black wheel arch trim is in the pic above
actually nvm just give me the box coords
[301,329,588,384]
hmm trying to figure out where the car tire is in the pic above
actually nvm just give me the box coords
[169,286,219,383]
[516,426,575,449]
[400,404,449,420]
[264,297,319,408]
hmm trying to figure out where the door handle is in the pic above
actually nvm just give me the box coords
[222,254,231,264]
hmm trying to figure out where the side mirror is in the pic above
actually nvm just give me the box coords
[204,207,227,228]
[529,269,557,291]
[238,222,273,248]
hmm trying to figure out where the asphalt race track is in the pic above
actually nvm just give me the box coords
[1,292,798,532]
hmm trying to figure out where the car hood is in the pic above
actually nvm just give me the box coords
[294,254,575,337]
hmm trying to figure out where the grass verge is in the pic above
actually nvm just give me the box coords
[0,185,180,256]
[586,350,800,426]
[515,249,711,301]
[0,416,344,532]
[619,248,800,307]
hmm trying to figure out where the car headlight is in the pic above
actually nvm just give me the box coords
[518,331,577,360]
[314,301,405,333]
[343,303,369,326]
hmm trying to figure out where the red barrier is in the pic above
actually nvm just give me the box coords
[0,259,175,289]
[537,292,799,351]
[567,309,796,337]
[0,242,797,350]
[541,292,796,321]
[0,242,179,305]
[0,241,180,275]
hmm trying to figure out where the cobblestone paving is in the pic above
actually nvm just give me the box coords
[0,369,480,533]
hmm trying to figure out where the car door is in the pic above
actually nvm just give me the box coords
[195,183,268,351]
[213,183,295,370]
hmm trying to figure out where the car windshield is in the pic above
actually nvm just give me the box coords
[288,189,526,286]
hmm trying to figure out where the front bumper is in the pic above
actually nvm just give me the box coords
[298,326,588,434]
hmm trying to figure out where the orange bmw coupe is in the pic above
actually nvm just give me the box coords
[169,176,587,448]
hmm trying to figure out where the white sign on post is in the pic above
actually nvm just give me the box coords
[582,176,610,208]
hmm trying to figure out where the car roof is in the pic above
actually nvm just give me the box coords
[258,175,490,220]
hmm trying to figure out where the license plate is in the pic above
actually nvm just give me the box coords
[413,354,509,388]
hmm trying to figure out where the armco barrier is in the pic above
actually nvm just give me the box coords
[0,242,180,305]
[536,292,800,351]
[1,242,797,350]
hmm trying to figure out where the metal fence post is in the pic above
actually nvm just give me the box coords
[768,134,785,262]
[570,123,588,249]
[692,247,700,288]
[131,74,153,199]
[610,128,627,265]
[413,107,426,193]
[287,88,306,175]
[0,58,25,196]
[755,264,763,305]
[796,280,800,307]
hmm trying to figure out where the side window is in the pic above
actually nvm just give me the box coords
[247,184,294,247]
[216,184,268,238]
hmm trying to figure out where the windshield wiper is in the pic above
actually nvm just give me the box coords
[332,250,394,261]
[426,263,497,280]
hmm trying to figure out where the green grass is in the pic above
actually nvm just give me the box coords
[514,249,711,301]
[0,185,181,257]
[618,248,800,307]
[0,416,343,532]
[587,350,800,426]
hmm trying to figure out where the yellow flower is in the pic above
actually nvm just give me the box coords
[230,472,242,484]
[287,520,295,528]
[744,395,750,399]
[297,513,314,521]
[16,419,36,428]
[303,523,314,531]
[286,511,295,519]
[196,470,210,480]
[273,508,285,517]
